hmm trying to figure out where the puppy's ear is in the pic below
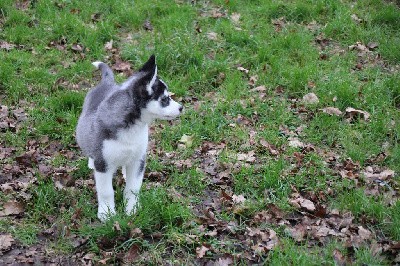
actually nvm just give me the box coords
[137,55,157,94]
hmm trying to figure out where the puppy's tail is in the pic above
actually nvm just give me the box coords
[92,61,114,84]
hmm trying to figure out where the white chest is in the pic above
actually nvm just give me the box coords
[102,124,149,167]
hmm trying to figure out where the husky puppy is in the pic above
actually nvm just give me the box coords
[76,55,183,221]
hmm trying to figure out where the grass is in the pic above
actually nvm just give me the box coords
[0,0,400,264]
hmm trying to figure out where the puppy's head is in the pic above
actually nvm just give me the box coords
[131,55,183,121]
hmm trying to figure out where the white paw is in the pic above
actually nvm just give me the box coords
[124,194,139,215]
[97,206,116,222]
[88,158,94,169]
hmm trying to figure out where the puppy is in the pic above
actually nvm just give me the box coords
[76,55,183,221]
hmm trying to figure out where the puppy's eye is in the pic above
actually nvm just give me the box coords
[160,96,170,106]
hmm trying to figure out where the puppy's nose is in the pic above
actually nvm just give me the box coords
[179,106,183,113]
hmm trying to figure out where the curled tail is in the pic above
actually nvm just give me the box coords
[92,61,114,84]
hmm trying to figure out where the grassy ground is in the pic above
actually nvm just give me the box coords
[1,0,400,264]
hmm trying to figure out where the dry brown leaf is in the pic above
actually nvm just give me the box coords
[287,224,306,242]
[113,221,121,232]
[210,9,225,18]
[143,19,153,31]
[71,43,84,52]
[345,107,370,122]
[232,194,246,204]
[302,93,319,104]
[123,244,140,264]
[130,228,143,238]
[237,66,249,74]
[351,14,363,23]
[363,168,395,181]
[104,40,113,50]
[333,249,347,266]
[230,13,240,23]
[322,107,342,116]
[237,151,255,162]
[207,32,218,41]
[349,42,369,52]
[113,59,131,72]
[98,257,111,265]
[0,201,25,216]
[358,226,371,240]
[215,255,234,266]
[178,134,193,149]
[196,244,210,258]
[249,75,258,86]
[290,197,316,212]
[0,234,14,251]
[300,199,316,211]
[0,41,16,51]
[367,42,379,50]
[288,137,305,148]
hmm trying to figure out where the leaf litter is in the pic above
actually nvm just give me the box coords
[1,1,400,265]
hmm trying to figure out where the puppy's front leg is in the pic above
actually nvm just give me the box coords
[124,156,146,215]
[94,169,116,221]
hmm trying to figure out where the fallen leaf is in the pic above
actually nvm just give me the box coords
[0,234,14,251]
[237,66,249,74]
[286,224,306,242]
[259,139,279,156]
[248,75,258,86]
[288,137,305,148]
[104,40,113,50]
[345,107,370,122]
[143,19,153,31]
[232,194,246,204]
[210,8,226,18]
[123,244,140,263]
[272,17,286,32]
[315,226,331,237]
[98,257,111,265]
[358,226,371,240]
[215,255,234,266]
[70,8,81,14]
[351,14,363,23]
[290,196,315,212]
[113,221,121,232]
[302,93,319,104]
[230,13,240,23]
[363,169,395,181]
[300,199,316,211]
[322,107,342,116]
[130,228,143,238]
[237,150,256,162]
[207,32,218,41]
[91,13,101,22]
[367,42,379,50]
[15,0,31,10]
[71,43,84,52]
[0,201,25,216]
[178,134,193,148]
[0,41,16,51]
[196,244,210,258]
[113,59,131,72]
[333,249,347,266]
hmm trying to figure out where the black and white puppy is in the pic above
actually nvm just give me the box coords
[76,55,182,221]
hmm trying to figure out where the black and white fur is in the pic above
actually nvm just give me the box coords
[76,55,182,221]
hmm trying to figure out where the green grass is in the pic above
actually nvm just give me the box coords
[1,0,400,264]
